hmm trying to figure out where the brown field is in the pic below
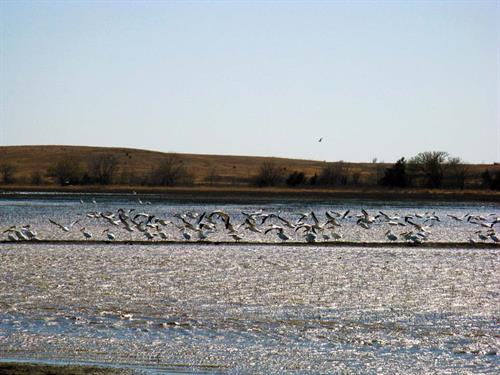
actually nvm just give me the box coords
[0,145,498,201]
[0,145,378,184]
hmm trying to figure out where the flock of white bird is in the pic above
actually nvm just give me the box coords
[2,200,499,244]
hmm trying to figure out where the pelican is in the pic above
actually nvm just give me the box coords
[325,212,342,227]
[49,219,80,232]
[240,218,262,233]
[275,215,296,229]
[475,231,488,241]
[103,229,115,241]
[157,231,168,240]
[385,230,398,241]
[356,220,370,230]
[4,227,29,241]
[196,229,213,240]
[80,228,92,240]
[230,233,243,241]
[304,232,317,243]
[447,213,470,222]
[143,231,156,240]
[330,231,342,240]
[488,231,499,242]
[20,225,37,240]
[265,226,289,241]
[6,231,18,241]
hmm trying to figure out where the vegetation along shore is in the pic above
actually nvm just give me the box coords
[0,146,498,201]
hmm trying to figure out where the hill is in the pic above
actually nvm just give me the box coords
[0,146,498,202]
[0,145,382,186]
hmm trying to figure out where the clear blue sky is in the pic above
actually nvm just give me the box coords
[1,0,498,163]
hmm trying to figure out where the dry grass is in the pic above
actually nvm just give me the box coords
[0,145,498,201]
[0,145,382,184]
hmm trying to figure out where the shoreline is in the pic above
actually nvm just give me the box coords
[0,361,129,375]
[1,239,498,248]
[1,185,499,203]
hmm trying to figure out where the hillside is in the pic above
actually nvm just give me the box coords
[0,145,382,186]
[0,145,497,195]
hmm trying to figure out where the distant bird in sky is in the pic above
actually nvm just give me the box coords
[318,137,323,142]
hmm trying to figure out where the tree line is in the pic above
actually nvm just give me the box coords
[0,151,499,190]
[0,154,193,187]
[255,151,500,190]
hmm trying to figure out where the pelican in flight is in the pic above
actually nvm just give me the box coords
[265,225,290,241]
[49,219,80,232]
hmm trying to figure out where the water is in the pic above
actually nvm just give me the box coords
[0,195,499,243]
[0,195,499,373]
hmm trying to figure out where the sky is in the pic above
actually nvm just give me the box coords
[0,0,498,163]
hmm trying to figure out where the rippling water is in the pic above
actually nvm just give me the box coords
[1,244,498,373]
[0,196,499,373]
[1,195,499,243]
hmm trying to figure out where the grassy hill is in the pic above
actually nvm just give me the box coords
[0,145,497,195]
[0,145,383,186]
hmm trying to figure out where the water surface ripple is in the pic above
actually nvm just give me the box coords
[1,243,498,373]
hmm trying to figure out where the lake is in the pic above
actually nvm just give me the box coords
[0,194,498,373]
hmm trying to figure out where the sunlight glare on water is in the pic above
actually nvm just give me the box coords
[0,242,498,373]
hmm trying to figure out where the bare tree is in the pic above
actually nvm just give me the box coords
[255,161,284,187]
[445,157,469,189]
[318,162,351,186]
[204,166,220,186]
[0,163,16,184]
[408,151,449,188]
[150,156,193,186]
[381,157,408,188]
[47,159,83,185]
[89,154,119,185]
[30,170,43,185]
[351,171,361,186]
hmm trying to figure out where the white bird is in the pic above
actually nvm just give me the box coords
[488,231,499,242]
[49,219,80,232]
[103,229,115,241]
[447,213,470,222]
[21,225,37,240]
[325,212,342,227]
[7,231,18,241]
[305,232,317,243]
[385,230,398,241]
[80,228,92,240]
[265,226,290,241]
[330,231,342,240]
[143,231,156,240]
[230,233,243,241]
[157,231,168,240]
[240,218,262,233]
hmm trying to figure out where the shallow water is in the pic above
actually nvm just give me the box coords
[1,196,499,243]
[1,243,499,373]
[1,196,499,373]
